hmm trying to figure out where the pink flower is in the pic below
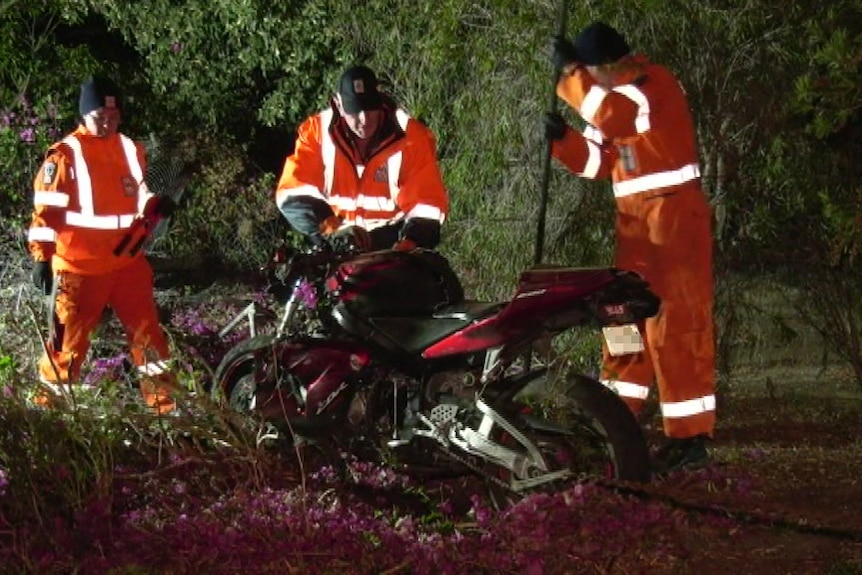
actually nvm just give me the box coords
[18,127,35,143]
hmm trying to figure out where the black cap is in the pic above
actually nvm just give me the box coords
[573,22,631,66]
[79,75,122,117]
[338,66,382,114]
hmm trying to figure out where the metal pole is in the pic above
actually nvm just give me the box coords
[533,0,568,266]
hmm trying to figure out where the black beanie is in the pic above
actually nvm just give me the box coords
[573,22,631,66]
[79,76,121,117]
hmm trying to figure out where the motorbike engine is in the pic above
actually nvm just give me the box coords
[342,369,482,448]
[425,369,482,408]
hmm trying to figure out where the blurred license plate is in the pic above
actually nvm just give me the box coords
[602,324,644,356]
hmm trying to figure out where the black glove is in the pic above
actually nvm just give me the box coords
[153,196,176,218]
[331,225,372,252]
[32,260,53,295]
[543,112,568,141]
[551,35,580,70]
[157,196,177,218]
[143,195,177,219]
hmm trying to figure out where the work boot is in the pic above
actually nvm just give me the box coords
[30,380,80,409]
[652,434,710,474]
[139,378,179,415]
[31,389,59,409]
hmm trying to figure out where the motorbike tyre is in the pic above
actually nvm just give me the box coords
[487,374,650,508]
[557,374,651,482]
[212,334,280,405]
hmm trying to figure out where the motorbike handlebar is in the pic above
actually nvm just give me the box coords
[266,240,361,296]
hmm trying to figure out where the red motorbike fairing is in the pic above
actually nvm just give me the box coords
[271,340,372,416]
[422,267,617,358]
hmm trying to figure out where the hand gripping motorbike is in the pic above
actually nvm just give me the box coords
[214,242,660,504]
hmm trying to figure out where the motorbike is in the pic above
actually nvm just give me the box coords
[213,240,660,505]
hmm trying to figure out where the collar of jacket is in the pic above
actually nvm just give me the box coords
[328,99,406,164]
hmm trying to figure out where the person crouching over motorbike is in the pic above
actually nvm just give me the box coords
[27,75,179,414]
[275,65,449,252]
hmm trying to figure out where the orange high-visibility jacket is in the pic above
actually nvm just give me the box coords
[551,54,701,195]
[28,125,155,275]
[275,105,449,239]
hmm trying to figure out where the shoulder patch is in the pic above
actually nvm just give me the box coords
[42,161,58,185]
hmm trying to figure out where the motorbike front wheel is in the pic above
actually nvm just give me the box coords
[212,334,280,405]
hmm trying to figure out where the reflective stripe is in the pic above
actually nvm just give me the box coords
[613,163,700,197]
[599,379,650,400]
[387,152,403,199]
[394,109,410,130]
[28,227,57,242]
[33,191,69,207]
[660,394,716,418]
[580,84,650,134]
[276,184,326,208]
[136,180,155,214]
[62,133,145,229]
[330,194,397,212]
[37,381,87,394]
[39,382,65,394]
[119,135,144,183]
[582,140,603,178]
[580,86,608,123]
[354,217,399,229]
[63,136,93,213]
[137,360,170,376]
[66,212,136,230]
[320,109,336,195]
[583,124,604,144]
[611,85,650,133]
[405,203,444,222]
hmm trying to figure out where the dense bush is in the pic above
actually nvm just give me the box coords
[0,0,860,402]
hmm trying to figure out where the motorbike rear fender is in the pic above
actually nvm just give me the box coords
[516,412,574,436]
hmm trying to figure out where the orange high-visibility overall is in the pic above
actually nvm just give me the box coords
[28,125,176,412]
[551,55,716,438]
[275,104,449,246]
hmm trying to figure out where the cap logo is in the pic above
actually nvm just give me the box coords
[105,96,117,108]
[352,79,366,94]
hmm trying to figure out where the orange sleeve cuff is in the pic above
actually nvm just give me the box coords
[319,215,342,235]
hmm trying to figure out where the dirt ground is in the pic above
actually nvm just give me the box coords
[638,364,862,575]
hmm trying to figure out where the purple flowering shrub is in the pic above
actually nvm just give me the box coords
[0,424,702,575]
[167,295,268,388]
[0,385,761,575]
[0,95,66,222]
[0,294,764,575]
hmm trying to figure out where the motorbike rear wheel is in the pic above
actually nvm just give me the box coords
[487,374,650,508]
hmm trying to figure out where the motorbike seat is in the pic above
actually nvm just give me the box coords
[333,300,504,355]
[431,300,505,321]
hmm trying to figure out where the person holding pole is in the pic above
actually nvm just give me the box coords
[543,21,716,472]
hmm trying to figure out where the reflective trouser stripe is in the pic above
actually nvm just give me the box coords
[137,360,170,376]
[660,394,716,418]
[599,379,650,400]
